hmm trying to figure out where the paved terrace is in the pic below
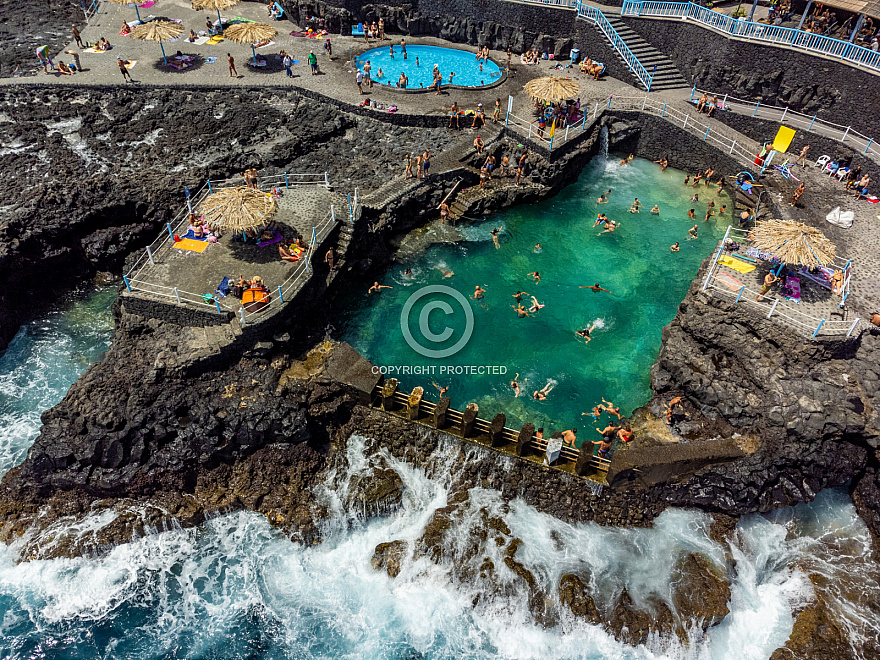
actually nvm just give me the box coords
[9,0,880,325]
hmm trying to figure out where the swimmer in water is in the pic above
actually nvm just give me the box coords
[688,224,699,240]
[650,205,660,215]
[671,242,680,252]
[472,285,486,300]
[528,271,541,283]
[683,174,690,185]
[403,268,414,279]
[629,198,642,213]
[576,324,596,343]
[691,193,699,202]
[580,283,611,293]
[600,397,621,419]
[582,405,602,420]
[528,295,544,313]
[598,220,618,235]
[368,281,393,294]
[510,373,525,397]
[512,302,531,317]
[533,380,556,401]
[534,243,542,253]
[597,193,608,204]
[432,381,449,397]
[434,265,454,278]
[512,290,528,303]
[688,209,696,220]
[490,226,503,249]
[593,213,608,228]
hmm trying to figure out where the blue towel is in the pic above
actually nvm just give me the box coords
[215,276,231,298]
[184,229,209,241]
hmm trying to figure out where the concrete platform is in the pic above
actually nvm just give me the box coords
[130,184,339,312]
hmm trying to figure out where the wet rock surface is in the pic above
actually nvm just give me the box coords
[0,0,84,77]
[560,552,730,647]
[0,315,363,560]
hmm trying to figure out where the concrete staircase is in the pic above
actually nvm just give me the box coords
[606,17,690,92]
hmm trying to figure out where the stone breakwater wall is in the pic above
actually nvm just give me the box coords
[607,111,743,177]
[289,0,640,86]
[619,16,880,139]
[341,406,667,528]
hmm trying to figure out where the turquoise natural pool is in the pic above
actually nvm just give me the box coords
[339,154,733,444]
[354,45,503,89]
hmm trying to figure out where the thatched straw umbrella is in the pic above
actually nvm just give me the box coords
[107,0,153,23]
[192,0,241,32]
[224,22,277,65]
[747,218,836,268]
[129,20,184,65]
[199,186,277,233]
[523,76,580,102]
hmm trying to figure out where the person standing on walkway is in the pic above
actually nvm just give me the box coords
[308,50,318,75]
[228,53,238,77]
[356,68,363,94]
[324,38,332,59]
[324,248,335,271]
[378,18,385,40]
[72,25,85,48]
[283,53,293,77]
[798,144,810,169]
[363,59,372,87]
[117,57,134,82]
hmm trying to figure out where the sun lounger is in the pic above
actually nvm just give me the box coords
[781,275,801,303]
[718,255,756,274]
[713,272,744,291]
[271,2,285,19]
[797,265,834,290]
[351,22,365,36]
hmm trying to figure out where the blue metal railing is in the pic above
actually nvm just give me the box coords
[575,1,654,91]
[622,1,880,74]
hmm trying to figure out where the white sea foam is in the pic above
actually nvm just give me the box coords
[0,436,877,658]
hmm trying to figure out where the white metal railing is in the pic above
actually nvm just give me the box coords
[206,171,329,191]
[701,226,860,338]
[607,94,760,165]
[515,0,578,7]
[622,1,880,75]
[686,87,880,161]
[576,1,654,91]
[80,0,100,24]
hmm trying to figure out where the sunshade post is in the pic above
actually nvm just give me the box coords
[160,42,167,65]
[135,4,142,21]
[217,8,223,30]
[251,43,257,64]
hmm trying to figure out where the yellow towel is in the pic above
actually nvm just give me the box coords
[207,35,225,44]
[719,255,756,274]
[173,238,210,253]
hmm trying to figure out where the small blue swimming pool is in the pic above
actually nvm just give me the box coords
[354,45,503,89]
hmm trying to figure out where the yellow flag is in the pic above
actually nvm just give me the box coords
[549,119,556,138]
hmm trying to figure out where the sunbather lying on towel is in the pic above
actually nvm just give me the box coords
[279,244,301,262]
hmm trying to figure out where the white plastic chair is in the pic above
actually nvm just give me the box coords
[815,155,830,168]
[835,167,850,181]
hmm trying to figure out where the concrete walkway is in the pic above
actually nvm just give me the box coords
[7,1,879,314]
